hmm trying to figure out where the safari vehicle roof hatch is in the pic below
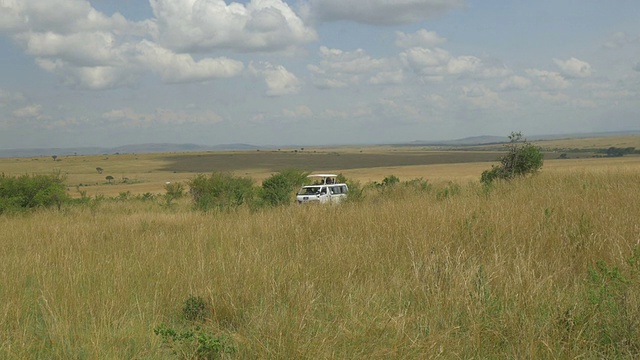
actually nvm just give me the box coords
[306,174,338,185]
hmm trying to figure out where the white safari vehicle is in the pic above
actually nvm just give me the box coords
[296,174,348,204]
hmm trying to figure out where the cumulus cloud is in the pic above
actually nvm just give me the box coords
[369,70,404,85]
[282,105,313,118]
[12,104,43,118]
[249,62,301,96]
[526,69,570,90]
[150,0,317,53]
[309,47,392,88]
[103,107,224,126]
[498,75,532,91]
[0,0,139,34]
[395,29,446,48]
[602,32,639,49]
[460,84,509,110]
[305,0,465,25]
[400,47,483,79]
[0,88,25,106]
[1,0,297,89]
[553,57,592,78]
[136,40,244,83]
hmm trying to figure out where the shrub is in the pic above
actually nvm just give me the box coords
[154,324,235,359]
[0,172,69,213]
[183,296,210,322]
[165,182,185,200]
[334,173,364,203]
[188,172,255,211]
[261,169,308,207]
[481,132,543,185]
[374,175,400,188]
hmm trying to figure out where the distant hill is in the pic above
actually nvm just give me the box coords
[0,143,259,158]
[417,135,508,146]
[407,130,640,147]
[1,130,638,158]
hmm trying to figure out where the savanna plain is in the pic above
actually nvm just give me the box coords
[1,137,640,359]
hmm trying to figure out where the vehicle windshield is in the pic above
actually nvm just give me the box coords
[298,186,320,195]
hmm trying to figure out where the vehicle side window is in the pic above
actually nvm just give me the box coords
[330,186,341,194]
[320,187,327,194]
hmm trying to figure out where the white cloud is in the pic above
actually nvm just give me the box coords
[602,32,639,49]
[423,94,448,109]
[309,47,392,88]
[634,62,640,72]
[400,47,450,76]
[1,0,300,90]
[553,57,592,78]
[400,47,487,78]
[323,106,373,119]
[526,69,570,90]
[369,70,404,85]
[17,31,122,67]
[0,88,25,106]
[460,84,509,110]
[249,62,301,96]
[282,105,313,118]
[102,108,224,127]
[306,0,465,25]
[136,40,244,83]
[12,104,42,118]
[395,29,446,48]
[498,75,532,91]
[150,0,317,53]
[0,0,136,34]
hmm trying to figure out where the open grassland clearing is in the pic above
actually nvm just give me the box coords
[532,135,640,151]
[2,139,639,198]
[1,166,640,358]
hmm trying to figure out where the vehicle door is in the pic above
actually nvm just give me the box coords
[318,187,330,203]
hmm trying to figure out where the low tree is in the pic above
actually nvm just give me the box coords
[52,155,58,161]
[261,169,308,207]
[188,172,256,211]
[96,167,103,174]
[481,132,544,185]
[0,172,69,213]
[106,175,114,184]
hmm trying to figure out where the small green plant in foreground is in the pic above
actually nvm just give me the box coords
[154,324,235,359]
[183,296,210,322]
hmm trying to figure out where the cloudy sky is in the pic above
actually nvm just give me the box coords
[1,0,639,149]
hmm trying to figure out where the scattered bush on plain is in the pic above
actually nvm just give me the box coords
[260,169,308,207]
[0,172,69,213]
[481,132,544,185]
[188,172,255,211]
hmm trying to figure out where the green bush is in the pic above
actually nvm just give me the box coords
[0,172,69,213]
[154,324,235,359]
[183,296,210,322]
[188,172,255,211]
[481,132,543,185]
[261,169,308,207]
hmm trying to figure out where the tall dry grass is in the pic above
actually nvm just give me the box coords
[1,168,640,358]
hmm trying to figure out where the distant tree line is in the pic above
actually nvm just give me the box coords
[599,147,638,157]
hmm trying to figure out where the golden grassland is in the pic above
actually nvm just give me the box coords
[532,135,640,150]
[1,138,640,358]
[1,160,640,357]
[2,138,639,197]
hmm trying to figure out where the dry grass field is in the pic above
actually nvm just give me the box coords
[1,136,640,358]
[1,136,638,197]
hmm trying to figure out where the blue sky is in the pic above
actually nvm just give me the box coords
[1,0,639,149]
